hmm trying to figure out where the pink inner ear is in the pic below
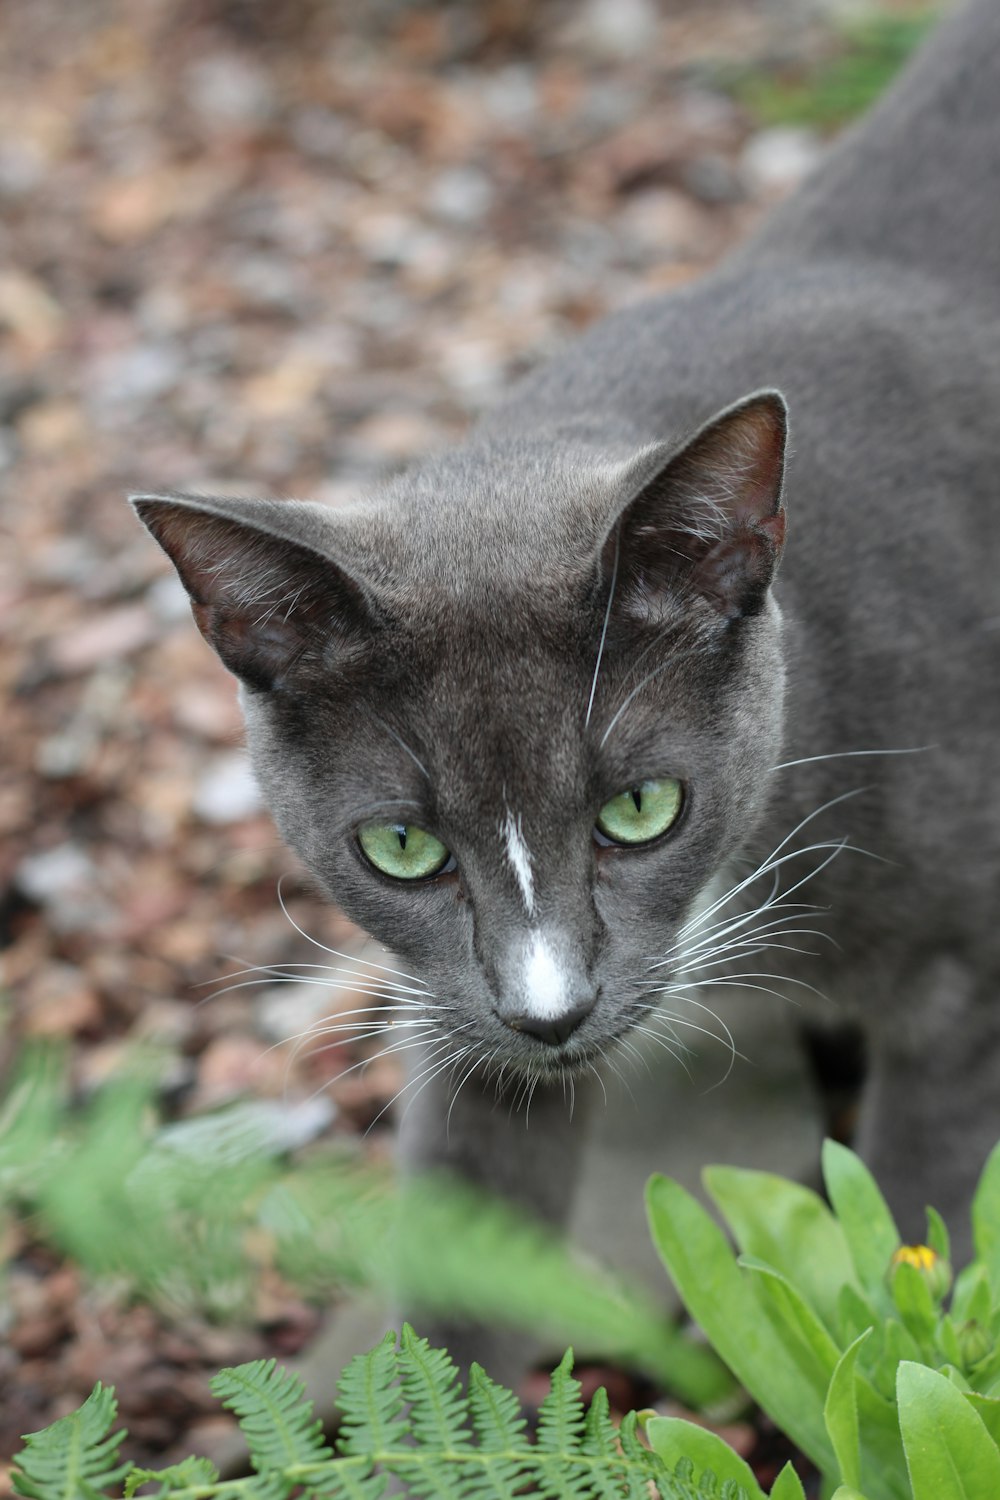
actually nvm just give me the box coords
[673,393,787,530]
[135,498,372,691]
[607,391,788,623]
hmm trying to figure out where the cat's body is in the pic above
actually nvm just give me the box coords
[136,0,1000,1375]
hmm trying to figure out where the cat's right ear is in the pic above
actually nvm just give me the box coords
[131,493,377,692]
[601,390,788,623]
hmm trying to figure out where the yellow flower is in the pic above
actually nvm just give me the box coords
[890,1243,952,1300]
[891,1244,938,1273]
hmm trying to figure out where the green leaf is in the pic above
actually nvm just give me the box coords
[706,1165,857,1334]
[769,1463,807,1500]
[822,1142,899,1312]
[396,1174,733,1404]
[737,1255,842,1385]
[580,1389,640,1500]
[211,1359,331,1484]
[646,1174,835,1474]
[963,1392,1000,1451]
[644,1415,766,1498]
[939,1317,971,1370]
[125,1457,220,1496]
[837,1283,880,1350]
[829,1490,872,1500]
[925,1207,951,1264]
[975,1144,1000,1294]
[533,1351,591,1500]
[535,1350,585,1454]
[393,1327,473,1500]
[890,1262,938,1350]
[952,1264,993,1327]
[335,1333,409,1459]
[466,1363,527,1452]
[824,1330,871,1490]
[398,1326,470,1452]
[12,1384,129,1500]
[897,1361,1000,1500]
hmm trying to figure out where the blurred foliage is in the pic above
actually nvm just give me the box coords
[733,8,940,130]
[0,1049,732,1406]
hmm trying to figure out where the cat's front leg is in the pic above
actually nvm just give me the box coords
[855,953,1000,1266]
[395,1047,593,1383]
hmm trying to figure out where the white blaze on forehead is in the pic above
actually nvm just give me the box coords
[521,933,568,1020]
[501,805,535,915]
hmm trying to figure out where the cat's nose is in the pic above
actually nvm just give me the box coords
[505,995,596,1048]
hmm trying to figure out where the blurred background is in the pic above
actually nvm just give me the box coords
[0,0,937,1475]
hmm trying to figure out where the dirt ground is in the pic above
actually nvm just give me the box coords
[0,0,882,1480]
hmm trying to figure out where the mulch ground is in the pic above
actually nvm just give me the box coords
[1,0,846,1484]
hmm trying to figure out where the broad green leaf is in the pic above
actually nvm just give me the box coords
[770,1462,808,1499]
[952,1264,993,1327]
[646,1174,835,1474]
[964,1391,1000,1451]
[890,1262,937,1350]
[822,1142,899,1311]
[937,1318,964,1369]
[973,1142,1000,1292]
[925,1206,950,1264]
[706,1165,857,1334]
[897,1361,1000,1500]
[830,1490,871,1499]
[824,1330,870,1489]
[738,1256,842,1388]
[644,1415,766,1498]
[837,1283,880,1350]
[747,1249,906,1494]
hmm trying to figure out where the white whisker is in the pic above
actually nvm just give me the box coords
[770,745,932,773]
[277,878,428,984]
[586,525,619,728]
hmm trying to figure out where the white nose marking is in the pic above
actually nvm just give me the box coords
[501,806,535,916]
[521,933,568,1019]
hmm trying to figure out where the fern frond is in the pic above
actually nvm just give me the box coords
[576,1387,632,1500]
[398,1325,471,1451]
[125,1456,220,1497]
[210,1359,331,1481]
[536,1350,586,1455]
[456,1364,530,1500]
[388,1326,473,1499]
[314,1467,389,1500]
[12,1383,129,1500]
[466,1364,527,1451]
[335,1332,409,1458]
[10,1340,706,1500]
[532,1351,593,1499]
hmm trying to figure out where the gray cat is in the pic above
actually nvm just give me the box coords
[134,0,1000,1374]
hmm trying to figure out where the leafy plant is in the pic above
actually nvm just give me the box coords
[648,1138,1000,1498]
[12,1328,803,1500]
[0,1048,729,1404]
[17,1141,1000,1498]
[733,8,940,130]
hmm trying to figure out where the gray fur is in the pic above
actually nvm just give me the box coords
[134,0,1000,1377]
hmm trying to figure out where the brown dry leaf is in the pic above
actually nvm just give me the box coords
[48,605,159,675]
[0,271,64,350]
[20,963,103,1038]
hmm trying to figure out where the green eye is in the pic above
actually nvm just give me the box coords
[595,778,683,846]
[357,820,452,880]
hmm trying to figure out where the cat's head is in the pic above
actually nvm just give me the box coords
[133,390,787,1083]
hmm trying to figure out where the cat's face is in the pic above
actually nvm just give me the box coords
[134,391,787,1083]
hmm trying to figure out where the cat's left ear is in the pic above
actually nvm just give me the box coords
[602,389,788,622]
[131,492,379,692]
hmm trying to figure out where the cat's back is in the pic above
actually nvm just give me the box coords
[743,0,1000,302]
